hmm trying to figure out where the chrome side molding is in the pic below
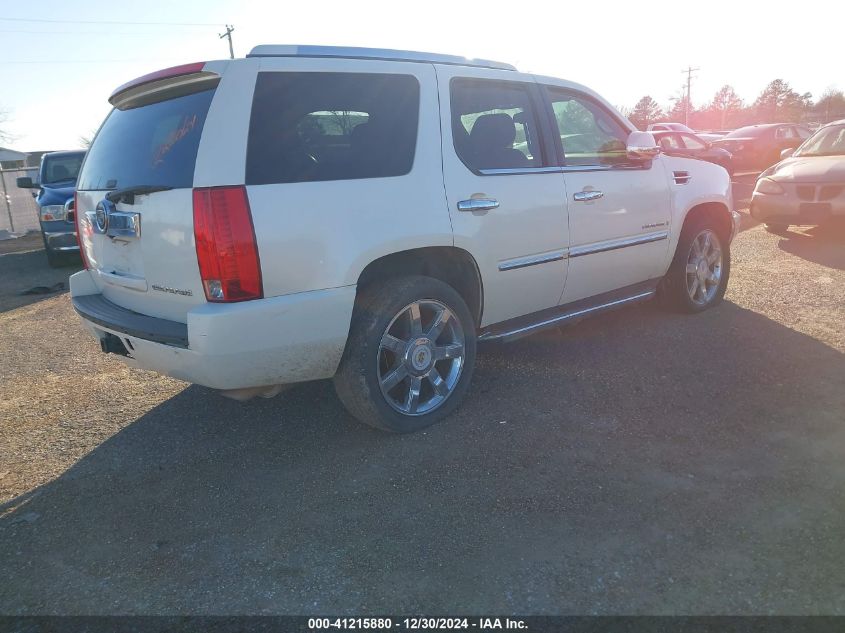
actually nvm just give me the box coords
[568,230,668,258]
[498,249,568,271]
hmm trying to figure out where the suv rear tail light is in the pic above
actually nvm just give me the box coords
[74,192,92,270]
[193,186,263,303]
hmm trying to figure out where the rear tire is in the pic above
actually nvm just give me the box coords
[334,275,477,433]
[660,215,731,313]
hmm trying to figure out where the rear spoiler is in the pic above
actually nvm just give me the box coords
[109,62,219,110]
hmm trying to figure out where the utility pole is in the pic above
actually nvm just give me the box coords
[682,66,699,127]
[219,25,235,59]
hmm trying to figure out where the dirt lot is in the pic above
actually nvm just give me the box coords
[1,205,844,614]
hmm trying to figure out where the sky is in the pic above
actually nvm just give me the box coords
[0,0,841,151]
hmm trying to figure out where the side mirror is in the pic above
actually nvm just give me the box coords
[626,131,661,161]
[780,148,795,160]
[16,176,36,189]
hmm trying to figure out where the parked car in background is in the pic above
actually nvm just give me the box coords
[750,119,845,232]
[69,46,737,433]
[652,130,733,175]
[648,122,695,133]
[16,150,86,266]
[697,130,732,143]
[713,123,811,172]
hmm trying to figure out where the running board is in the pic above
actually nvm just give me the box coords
[478,279,660,343]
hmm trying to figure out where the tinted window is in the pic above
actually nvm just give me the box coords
[78,88,214,191]
[680,133,707,150]
[42,152,85,185]
[247,72,419,185]
[450,78,546,171]
[658,134,682,150]
[547,90,628,166]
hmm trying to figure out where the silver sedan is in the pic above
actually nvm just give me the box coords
[750,120,845,232]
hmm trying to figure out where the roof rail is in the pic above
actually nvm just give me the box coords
[246,45,516,71]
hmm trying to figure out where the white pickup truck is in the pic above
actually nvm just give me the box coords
[71,45,738,433]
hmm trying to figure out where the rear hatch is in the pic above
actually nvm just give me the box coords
[76,65,219,323]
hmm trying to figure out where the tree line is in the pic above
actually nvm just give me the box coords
[625,80,845,131]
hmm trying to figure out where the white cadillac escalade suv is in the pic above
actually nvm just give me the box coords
[71,45,739,433]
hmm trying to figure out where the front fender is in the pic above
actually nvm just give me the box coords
[661,155,734,260]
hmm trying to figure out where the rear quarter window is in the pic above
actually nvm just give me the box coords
[246,72,420,185]
[78,87,215,191]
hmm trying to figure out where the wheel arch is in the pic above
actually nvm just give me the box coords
[356,247,484,327]
[680,200,733,244]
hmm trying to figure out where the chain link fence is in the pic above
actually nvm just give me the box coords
[0,167,41,235]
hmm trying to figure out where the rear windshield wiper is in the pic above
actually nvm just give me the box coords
[105,184,173,205]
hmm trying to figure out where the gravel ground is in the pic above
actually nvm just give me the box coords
[1,204,844,614]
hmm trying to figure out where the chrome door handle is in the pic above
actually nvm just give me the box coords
[457,198,499,212]
[573,190,604,202]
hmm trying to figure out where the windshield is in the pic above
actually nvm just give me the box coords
[41,152,85,185]
[78,87,215,191]
[794,124,845,157]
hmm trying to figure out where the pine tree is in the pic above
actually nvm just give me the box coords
[628,96,664,130]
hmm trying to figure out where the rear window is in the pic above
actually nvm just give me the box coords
[78,87,215,191]
[41,153,85,185]
[246,72,420,185]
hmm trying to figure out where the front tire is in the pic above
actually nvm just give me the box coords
[334,275,477,433]
[660,215,730,313]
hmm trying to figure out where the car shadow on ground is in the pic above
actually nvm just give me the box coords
[775,222,845,270]
[2,300,844,614]
[0,247,81,314]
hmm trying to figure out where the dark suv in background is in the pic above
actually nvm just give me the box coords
[17,150,86,266]
[712,123,811,172]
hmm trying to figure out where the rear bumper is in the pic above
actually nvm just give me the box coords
[69,270,356,390]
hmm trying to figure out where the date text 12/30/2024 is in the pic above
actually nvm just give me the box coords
[308,618,528,630]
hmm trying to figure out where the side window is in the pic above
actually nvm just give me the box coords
[680,134,707,150]
[546,90,629,166]
[246,72,420,185]
[796,126,812,140]
[775,126,795,139]
[450,78,546,171]
[658,134,682,150]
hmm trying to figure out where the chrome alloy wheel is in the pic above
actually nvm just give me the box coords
[377,299,466,416]
[686,229,723,305]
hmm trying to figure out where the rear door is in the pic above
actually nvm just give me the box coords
[76,62,238,322]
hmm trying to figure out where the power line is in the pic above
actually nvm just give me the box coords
[0,29,212,35]
[0,17,223,26]
[0,59,195,64]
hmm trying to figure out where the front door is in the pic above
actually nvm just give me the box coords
[541,86,672,303]
[437,67,570,327]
